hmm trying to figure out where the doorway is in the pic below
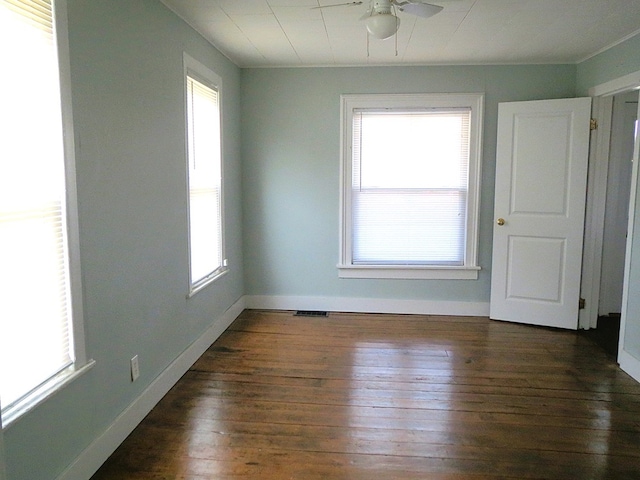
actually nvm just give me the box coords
[588,91,639,357]
[581,70,640,382]
[599,91,638,317]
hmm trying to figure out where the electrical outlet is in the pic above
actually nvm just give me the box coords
[130,355,140,382]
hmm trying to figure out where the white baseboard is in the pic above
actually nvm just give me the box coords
[57,297,246,480]
[619,348,640,383]
[244,295,490,317]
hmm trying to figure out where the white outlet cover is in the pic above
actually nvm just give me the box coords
[130,355,140,382]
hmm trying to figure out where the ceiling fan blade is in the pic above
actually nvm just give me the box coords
[395,1,443,18]
[311,1,363,9]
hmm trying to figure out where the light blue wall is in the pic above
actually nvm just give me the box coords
[3,1,243,479]
[576,33,640,95]
[241,65,576,305]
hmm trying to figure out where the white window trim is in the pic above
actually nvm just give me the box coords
[1,0,93,428]
[1,361,95,429]
[183,53,228,297]
[338,93,484,280]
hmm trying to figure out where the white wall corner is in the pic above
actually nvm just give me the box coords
[244,295,490,317]
[619,349,640,384]
[56,296,246,480]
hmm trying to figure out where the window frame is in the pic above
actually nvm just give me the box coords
[183,53,227,297]
[1,0,93,428]
[338,93,484,280]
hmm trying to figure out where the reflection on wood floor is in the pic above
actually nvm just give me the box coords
[92,310,640,479]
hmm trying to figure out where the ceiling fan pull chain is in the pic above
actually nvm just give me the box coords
[366,31,370,57]
[395,31,398,56]
[393,3,399,56]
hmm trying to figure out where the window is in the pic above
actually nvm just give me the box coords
[184,54,227,295]
[339,93,483,279]
[0,0,91,425]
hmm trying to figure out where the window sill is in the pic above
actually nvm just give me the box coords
[188,266,229,298]
[1,359,96,429]
[338,264,480,280]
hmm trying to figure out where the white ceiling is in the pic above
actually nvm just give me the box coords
[160,0,640,68]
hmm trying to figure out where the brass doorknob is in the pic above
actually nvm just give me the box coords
[496,218,505,226]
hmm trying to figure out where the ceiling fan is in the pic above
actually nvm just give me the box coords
[314,0,444,40]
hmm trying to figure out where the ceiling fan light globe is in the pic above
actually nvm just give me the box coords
[366,13,399,39]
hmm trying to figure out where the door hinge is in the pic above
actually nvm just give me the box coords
[579,297,586,310]
[590,118,598,131]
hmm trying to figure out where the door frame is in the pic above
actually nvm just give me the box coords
[581,70,640,382]
[579,97,613,329]
[580,70,640,330]
[0,399,5,480]
[0,434,5,480]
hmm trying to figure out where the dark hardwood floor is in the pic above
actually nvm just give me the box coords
[92,310,640,479]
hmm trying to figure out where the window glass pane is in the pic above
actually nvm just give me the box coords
[356,110,470,189]
[0,0,74,409]
[186,75,223,287]
[351,108,471,265]
[353,190,466,264]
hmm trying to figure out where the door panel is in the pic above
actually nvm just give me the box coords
[510,114,572,215]
[507,236,565,302]
[490,98,591,329]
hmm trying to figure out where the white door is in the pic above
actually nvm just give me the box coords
[490,97,592,329]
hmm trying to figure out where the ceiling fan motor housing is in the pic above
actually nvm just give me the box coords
[371,0,393,14]
[367,0,400,39]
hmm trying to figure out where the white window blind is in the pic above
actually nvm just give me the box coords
[352,108,471,265]
[0,0,75,409]
[186,73,224,290]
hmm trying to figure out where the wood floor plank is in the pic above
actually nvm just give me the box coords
[158,376,640,428]
[112,419,640,461]
[92,310,640,479]
[182,370,640,403]
[145,394,640,437]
